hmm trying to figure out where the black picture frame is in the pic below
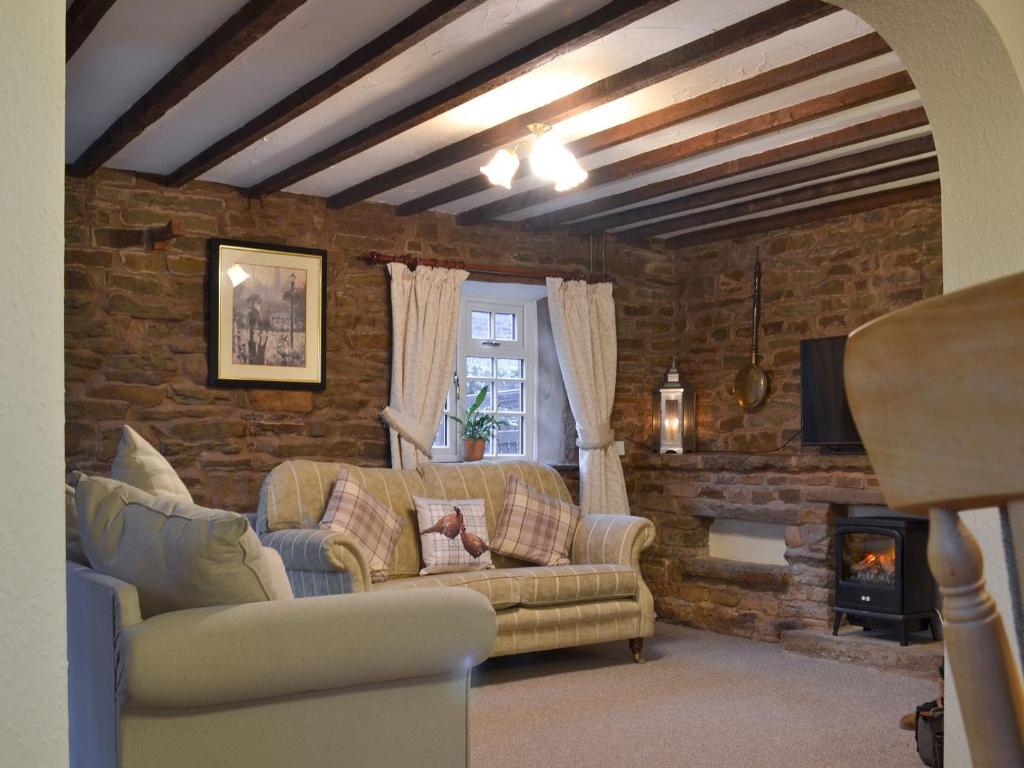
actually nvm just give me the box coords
[207,238,327,391]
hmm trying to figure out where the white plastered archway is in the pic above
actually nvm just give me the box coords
[831,2,1024,765]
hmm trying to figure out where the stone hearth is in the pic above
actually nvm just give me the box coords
[783,626,944,681]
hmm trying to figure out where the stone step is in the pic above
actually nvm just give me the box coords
[680,556,790,590]
[781,626,944,680]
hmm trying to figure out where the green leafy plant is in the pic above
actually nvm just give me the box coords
[453,385,509,441]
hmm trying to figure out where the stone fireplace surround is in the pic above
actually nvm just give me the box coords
[631,451,890,641]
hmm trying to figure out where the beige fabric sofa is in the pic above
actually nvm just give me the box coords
[257,459,656,661]
[67,561,496,768]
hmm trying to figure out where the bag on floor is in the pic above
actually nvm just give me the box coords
[915,700,943,767]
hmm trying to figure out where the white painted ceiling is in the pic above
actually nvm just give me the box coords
[65,0,935,242]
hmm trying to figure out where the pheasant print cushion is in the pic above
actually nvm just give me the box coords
[491,475,581,566]
[320,469,406,583]
[413,497,493,575]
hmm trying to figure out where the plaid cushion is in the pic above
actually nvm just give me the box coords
[319,469,405,583]
[492,476,581,566]
[414,497,493,575]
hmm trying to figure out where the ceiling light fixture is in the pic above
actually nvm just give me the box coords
[480,123,587,193]
[527,123,587,192]
[480,148,520,189]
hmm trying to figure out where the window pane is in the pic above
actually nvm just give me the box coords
[496,417,522,455]
[465,356,493,378]
[496,358,523,378]
[494,312,516,341]
[495,380,522,412]
[433,416,447,448]
[465,378,492,410]
[471,311,491,340]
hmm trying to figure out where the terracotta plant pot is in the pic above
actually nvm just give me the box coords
[463,438,486,462]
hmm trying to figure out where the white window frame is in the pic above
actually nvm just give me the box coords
[432,283,541,462]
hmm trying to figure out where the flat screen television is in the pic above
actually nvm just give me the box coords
[800,335,863,449]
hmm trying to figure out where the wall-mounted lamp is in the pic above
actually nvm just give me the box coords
[479,123,587,193]
[658,358,696,454]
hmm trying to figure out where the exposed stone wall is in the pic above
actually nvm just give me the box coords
[632,195,942,640]
[64,169,679,511]
[676,197,942,453]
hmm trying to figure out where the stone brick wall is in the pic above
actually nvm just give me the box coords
[64,169,679,511]
[632,195,942,640]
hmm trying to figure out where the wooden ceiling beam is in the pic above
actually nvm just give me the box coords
[164,0,490,188]
[618,154,938,243]
[661,179,940,249]
[457,71,915,225]
[66,0,118,61]
[594,133,935,238]
[525,106,930,233]
[322,0,839,209]
[397,32,891,216]
[68,0,307,178]
[242,0,676,197]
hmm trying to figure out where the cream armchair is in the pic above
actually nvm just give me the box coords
[67,562,496,768]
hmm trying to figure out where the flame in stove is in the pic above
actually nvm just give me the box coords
[862,552,895,568]
[852,550,896,579]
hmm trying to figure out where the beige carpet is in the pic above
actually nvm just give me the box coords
[470,623,935,768]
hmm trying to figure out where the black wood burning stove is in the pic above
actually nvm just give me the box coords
[833,517,940,646]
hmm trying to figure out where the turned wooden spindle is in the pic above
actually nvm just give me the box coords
[929,507,1024,766]
[843,271,1024,764]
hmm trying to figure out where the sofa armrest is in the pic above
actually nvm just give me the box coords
[571,515,655,570]
[116,588,496,709]
[261,528,371,594]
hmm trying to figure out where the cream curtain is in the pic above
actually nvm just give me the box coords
[545,278,629,515]
[382,263,468,469]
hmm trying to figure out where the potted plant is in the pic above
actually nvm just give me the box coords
[453,385,507,462]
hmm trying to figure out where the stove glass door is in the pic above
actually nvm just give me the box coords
[840,531,897,589]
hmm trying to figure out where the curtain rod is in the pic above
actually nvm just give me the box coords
[359,251,613,283]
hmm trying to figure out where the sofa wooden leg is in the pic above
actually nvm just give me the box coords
[629,638,645,664]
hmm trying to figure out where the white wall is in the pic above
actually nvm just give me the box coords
[0,2,67,766]
[708,519,788,566]
[834,2,1024,765]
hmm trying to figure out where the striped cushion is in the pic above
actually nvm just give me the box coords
[414,497,492,575]
[319,469,405,583]
[514,564,637,607]
[374,571,519,610]
[491,476,580,566]
[374,564,635,610]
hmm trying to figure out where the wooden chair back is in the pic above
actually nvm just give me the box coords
[845,270,1024,767]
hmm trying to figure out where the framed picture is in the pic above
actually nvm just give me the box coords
[208,238,327,391]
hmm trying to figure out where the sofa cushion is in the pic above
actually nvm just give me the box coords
[414,497,492,575]
[372,564,636,610]
[492,476,580,566]
[515,564,637,607]
[76,476,292,617]
[374,570,520,610]
[319,469,405,583]
[110,425,192,501]
[259,460,429,578]
[419,460,574,569]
